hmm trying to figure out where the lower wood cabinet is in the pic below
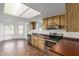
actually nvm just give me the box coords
[31,36,45,51]
[31,36,35,46]
[34,37,39,47]
[31,35,61,55]
[38,37,45,51]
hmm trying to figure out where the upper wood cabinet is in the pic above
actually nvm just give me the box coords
[43,15,66,30]
[60,15,66,26]
[53,16,61,25]
[60,15,67,31]
[47,17,54,28]
[30,22,36,30]
[43,18,48,29]
[66,3,79,32]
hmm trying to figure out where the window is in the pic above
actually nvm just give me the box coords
[18,25,24,34]
[4,25,14,35]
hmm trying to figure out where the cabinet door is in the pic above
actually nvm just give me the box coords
[31,36,39,48]
[38,38,45,51]
[60,15,67,31]
[48,17,54,28]
[60,15,66,26]
[34,37,39,48]
[30,22,36,30]
[33,37,36,47]
[43,18,48,29]
[31,36,35,46]
[66,3,79,32]
[53,16,61,25]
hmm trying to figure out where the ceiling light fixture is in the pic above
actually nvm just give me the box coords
[4,3,41,19]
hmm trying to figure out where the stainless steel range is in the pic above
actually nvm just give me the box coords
[49,33,63,41]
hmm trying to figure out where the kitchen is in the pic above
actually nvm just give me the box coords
[0,3,78,56]
[26,3,79,56]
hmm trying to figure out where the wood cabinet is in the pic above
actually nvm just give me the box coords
[43,15,67,30]
[60,15,67,31]
[47,17,54,28]
[53,16,60,25]
[60,15,66,26]
[43,18,48,29]
[38,37,45,51]
[31,35,45,51]
[31,36,35,46]
[30,22,36,30]
[66,3,79,32]
[35,37,39,47]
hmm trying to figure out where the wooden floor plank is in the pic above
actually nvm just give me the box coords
[0,39,47,56]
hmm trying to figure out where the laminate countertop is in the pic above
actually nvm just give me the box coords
[28,32,79,39]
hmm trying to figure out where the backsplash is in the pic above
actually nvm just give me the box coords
[32,29,65,34]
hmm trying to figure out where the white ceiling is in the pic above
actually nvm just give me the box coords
[24,3,65,18]
[0,3,65,19]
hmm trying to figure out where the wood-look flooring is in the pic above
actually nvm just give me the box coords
[0,39,47,56]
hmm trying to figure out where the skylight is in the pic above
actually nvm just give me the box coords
[4,3,41,18]
[21,8,41,18]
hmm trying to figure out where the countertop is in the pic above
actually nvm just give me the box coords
[27,31,79,39]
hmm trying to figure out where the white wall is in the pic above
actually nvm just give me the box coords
[0,13,28,41]
[0,13,27,24]
[27,15,43,34]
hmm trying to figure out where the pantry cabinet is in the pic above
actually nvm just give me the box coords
[66,3,79,32]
